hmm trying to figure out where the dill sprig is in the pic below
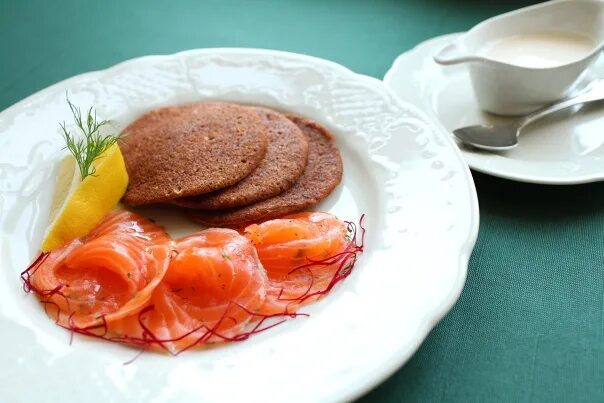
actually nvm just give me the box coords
[60,96,118,180]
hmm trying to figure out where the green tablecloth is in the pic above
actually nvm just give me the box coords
[3,1,603,401]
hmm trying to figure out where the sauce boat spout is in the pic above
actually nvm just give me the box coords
[433,40,480,65]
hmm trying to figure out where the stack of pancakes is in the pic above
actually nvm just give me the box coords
[118,102,343,226]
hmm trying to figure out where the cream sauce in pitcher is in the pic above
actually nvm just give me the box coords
[477,32,596,68]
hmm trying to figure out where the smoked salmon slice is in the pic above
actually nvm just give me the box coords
[244,212,358,314]
[26,210,172,328]
[109,228,269,353]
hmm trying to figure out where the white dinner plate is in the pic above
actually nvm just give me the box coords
[0,49,479,403]
[384,33,604,184]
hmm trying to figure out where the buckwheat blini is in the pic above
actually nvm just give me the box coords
[188,115,343,226]
[119,102,269,205]
[174,107,309,209]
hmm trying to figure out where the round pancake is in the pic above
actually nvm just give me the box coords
[119,102,269,205]
[173,107,309,210]
[187,115,343,227]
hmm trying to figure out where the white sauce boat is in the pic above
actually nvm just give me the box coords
[434,0,604,115]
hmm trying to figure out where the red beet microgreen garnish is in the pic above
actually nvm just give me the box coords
[19,215,366,363]
[21,252,72,322]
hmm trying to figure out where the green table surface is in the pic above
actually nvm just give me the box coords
[3,1,604,402]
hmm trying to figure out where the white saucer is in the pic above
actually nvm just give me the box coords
[384,33,604,184]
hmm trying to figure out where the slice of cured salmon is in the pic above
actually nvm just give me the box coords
[109,228,268,353]
[244,212,354,314]
[26,210,172,328]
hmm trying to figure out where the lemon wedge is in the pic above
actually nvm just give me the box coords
[41,143,129,252]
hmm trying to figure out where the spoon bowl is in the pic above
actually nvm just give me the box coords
[453,125,518,151]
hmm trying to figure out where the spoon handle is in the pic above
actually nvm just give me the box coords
[518,79,604,129]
